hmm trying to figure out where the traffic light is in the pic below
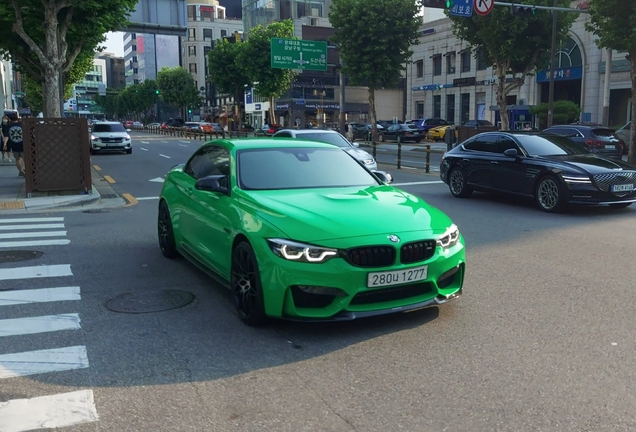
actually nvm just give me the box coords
[155,89,160,95]
[422,0,453,9]
[188,109,192,114]
[510,5,535,17]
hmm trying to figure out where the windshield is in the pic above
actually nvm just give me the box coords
[238,147,377,190]
[517,134,590,156]
[294,132,351,148]
[93,123,126,133]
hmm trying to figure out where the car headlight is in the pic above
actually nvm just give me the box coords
[561,174,591,184]
[437,224,460,248]
[125,135,131,140]
[91,135,100,141]
[267,238,338,263]
[362,158,375,165]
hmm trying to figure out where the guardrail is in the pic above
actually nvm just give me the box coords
[130,126,253,140]
[360,140,446,173]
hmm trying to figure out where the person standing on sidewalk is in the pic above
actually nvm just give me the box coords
[1,115,12,162]
[2,112,25,176]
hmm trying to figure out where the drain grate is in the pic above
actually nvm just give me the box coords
[106,290,195,314]
[0,250,44,264]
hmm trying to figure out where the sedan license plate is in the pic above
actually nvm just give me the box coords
[611,184,634,192]
[605,145,616,149]
[367,265,428,288]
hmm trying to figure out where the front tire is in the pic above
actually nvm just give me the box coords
[126,148,132,154]
[158,200,179,258]
[535,175,566,213]
[231,242,266,326]
[448,167,473,198]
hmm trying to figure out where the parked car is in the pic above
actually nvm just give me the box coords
[184,122,203,131]
[132,121,143,128]
[162,118,185,129]
[272,129,377,170]
[463,120,494,128]
[254,124,283,136]
[200,122,224,133]
[146,123,161,129]
[352,124,385,141]
[89,121,132,155]
[427,125,457,142]
[380,123,423,143]
[411,118,450,133]
[544,124,623,160]
[440,131,636,212]
[616,121,631,154]
[157,138,465,325]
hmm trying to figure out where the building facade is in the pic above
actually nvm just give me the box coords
[409,0,632,129]
[65,58,107,116]
[99,53,126,90]
[0,60,15,111]
[123,32,180,86]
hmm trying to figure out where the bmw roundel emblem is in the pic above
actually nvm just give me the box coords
[388,235,400,243]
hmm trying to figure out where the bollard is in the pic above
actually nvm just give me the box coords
[372,141,377,159]
[397,143,402,170]
[425,144,431,173]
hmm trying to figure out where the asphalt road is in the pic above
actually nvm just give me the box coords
[1,131,636,431]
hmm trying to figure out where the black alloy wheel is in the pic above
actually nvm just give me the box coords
[158,200,179,258]
[231,242,266,326]
[535,175,566,213]
[448,167,473,198]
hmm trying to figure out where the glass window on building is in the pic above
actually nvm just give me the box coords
[446,52,456,74]
[201,7,213,20]
[416,60,423,78]
[433,95,441,118]
[476,47,487,71]
[188,28,196,41]
[188,46,197,56]
[189,63,197,74]
[221,29,227,37]
[297,2,323,18]
[187,5,196,20]
[446,94,455,123]
[203,29,213,41]
[461,93,470,124]
[131,34,136,39]
[416,101,425,119]
[461,51,471,73]
[432,55,442,76]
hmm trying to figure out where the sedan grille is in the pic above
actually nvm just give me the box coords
[401,240,436,264]
[350,282,433,305]
[343,246,396,267]
[593,171,636,194]
[100,138,124,143]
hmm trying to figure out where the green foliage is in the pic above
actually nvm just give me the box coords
[156,67,203,115]
[209,40,251,128]
[530,100,581,125]
[93,90,120,118]
[240,20,296,120]
[94,80,159,118]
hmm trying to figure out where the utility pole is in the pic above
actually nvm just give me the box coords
[602,48,612,126]
[547,0,557,128]
[339,66,346,136]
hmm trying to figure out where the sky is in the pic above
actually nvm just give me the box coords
[103,32,125,57]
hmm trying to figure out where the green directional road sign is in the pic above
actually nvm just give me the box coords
[270,38,328,71]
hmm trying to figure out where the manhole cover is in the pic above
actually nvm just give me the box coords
[0,250,44,264]
[106,290,195,314]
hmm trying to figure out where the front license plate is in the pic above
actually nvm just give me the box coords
[367,265,428,288]
[605,145,616,149]
[612,184,634,192]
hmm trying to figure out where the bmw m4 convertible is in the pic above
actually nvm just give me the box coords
[158,138,465,325]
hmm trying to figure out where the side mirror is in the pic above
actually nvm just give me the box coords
[126,128,132,133]
[503,148,518,158]
[352,141,360,147]
[195,174,229,195]
[373,170,393,184]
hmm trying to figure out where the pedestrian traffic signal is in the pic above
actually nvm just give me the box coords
[155,89,160,95]
[422,0,452,9]
[188,109,192,114]
[510,5,535,17]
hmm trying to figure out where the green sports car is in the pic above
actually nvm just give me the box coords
[157,138,465,326]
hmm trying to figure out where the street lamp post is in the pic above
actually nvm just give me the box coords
[313,89,326,127]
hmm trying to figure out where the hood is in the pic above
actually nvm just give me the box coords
[542,154,635,174]
[344,147,374,161]
[92,131,129,137]
[240,186,453,243]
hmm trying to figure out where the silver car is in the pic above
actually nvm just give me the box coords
[272,129,377,170]
[90,121,132,154]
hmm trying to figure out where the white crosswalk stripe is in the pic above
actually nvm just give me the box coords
[0,216,98,431]
[0,217,70,248]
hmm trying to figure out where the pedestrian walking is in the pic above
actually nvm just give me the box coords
[2,112,25,176]
[1,115,11,162]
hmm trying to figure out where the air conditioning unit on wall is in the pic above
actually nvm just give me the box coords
[518,99,527,105]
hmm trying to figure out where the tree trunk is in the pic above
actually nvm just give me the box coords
[368,88,378,141]
[269,95,275,125]
[44,64,61,118]
[495,63,509,131]
[628,51,636,166]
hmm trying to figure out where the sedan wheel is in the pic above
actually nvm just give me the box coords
[449,168,472,198]
[158,200,179,258]
[231,242,266,326]
[535,176,565,212]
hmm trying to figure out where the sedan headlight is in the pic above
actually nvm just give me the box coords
[362,158,375,165]
[91,135,100,141]
[561,174,591,184]
[437,224,460,248]
[125,135,131,140]
[267,238,338,263]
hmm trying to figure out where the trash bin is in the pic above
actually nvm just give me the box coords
[444,125,456,151]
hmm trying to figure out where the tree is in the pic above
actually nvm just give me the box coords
[329,0,420,140]
[448,1,575,130]
[241,20,296,123]
[209,40,251,130]
[530,100,581,126]
[156,67,202,119]
[0,0,137,117]
[586,0,636,164]
[93,90,120,119]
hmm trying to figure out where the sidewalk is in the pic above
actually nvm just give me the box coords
[0,159,124,213]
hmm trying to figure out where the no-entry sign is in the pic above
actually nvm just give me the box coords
[474,0,494,15]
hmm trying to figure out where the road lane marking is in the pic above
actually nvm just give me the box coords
[149,177,165,183]
[0,231,66,240]
[92,165,101,171]
[0,389,98,431]
[179,144,188,147]
[0,217,64,223]
[0,223,65,231]
[141,141,149,143]
[0,313,81,337]
[179,140,190,143]
[136,196,160,201]
[0,346,89,378]
[393,181,444,186]
[0,264,72,281]
[122,193,138,206]
[103,175,116,184]
[0,239,71,248]
[0,286,81,306]
[140,147,149,151]
[159,154,171,159]
[161,140,168,143]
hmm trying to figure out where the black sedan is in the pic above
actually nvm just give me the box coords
[440,132,636,212]
[379,124,423,143]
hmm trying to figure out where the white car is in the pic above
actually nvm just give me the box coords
[272,129,378,170]
[90,121,132,154]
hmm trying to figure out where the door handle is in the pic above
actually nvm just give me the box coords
[490,161,498,165]
[462,158,470,162]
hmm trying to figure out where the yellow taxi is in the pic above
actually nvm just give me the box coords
[426,125,457,141]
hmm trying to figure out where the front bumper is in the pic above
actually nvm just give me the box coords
[564,182,636,205]
[91,140,132,151]
[253,234,465,321]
